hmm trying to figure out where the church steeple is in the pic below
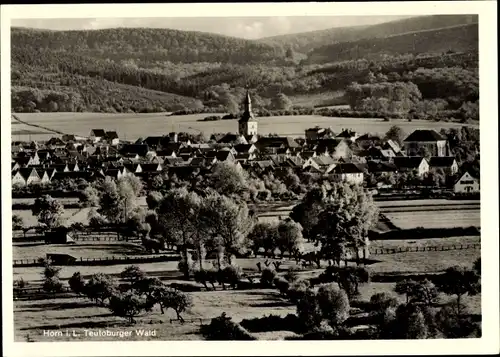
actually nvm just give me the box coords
[238,89,258,137]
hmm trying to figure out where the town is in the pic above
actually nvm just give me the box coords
[12,93,479,195]
[12,92,481,342]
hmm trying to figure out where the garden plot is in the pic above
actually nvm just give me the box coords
[385,209,480,229]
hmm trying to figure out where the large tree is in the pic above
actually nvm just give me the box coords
[200,191,253,265]
[303,183,378,265]
[209,161,249,197]
[157,188,201,278]
[276,218,304,259]
[32,194,64,230]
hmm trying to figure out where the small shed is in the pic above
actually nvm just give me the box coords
[46,253,77,265]
[44,227,76,244]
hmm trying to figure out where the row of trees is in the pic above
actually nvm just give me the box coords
[67,265,192,323]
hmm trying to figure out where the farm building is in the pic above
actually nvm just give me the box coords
[429,156,459,175]
[454,171,480,194]
[393,156,429,177]
[403,129,447,157]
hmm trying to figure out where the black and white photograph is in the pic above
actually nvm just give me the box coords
[1,2,498,356]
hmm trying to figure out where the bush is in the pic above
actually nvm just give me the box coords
[260,268,277,287]
[108,291,146,324]
[273,276,290,296]
[201,313,256,340]
[369,292,400,312]
[287,280,310,303]
[43,276,64,293]
[240,314,301,333]
[68,272,86,295]
[316,283,350,326]
[296,289,323,330]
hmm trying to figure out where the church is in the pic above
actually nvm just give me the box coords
[238,91,258,141]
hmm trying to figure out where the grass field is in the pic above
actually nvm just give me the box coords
[14,280,480,342]
[13,241,147,261]
[384,209,480,229]
[11,112,477,142]
[370,236,480,249]
[13,208,88,228]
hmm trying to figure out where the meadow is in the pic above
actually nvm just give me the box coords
[11,112,477,142]
[384,209,480,229]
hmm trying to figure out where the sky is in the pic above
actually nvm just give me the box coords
[11,16,414,39]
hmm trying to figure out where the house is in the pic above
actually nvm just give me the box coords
[206,150,235,162]
[105,131,120,145]
[403,130,447,157]
[141,163,163,173]
[12,168,41,186]
[305,126,335,142]
[120,144,149,157]
[34,169,51,184]
[11,162,21,172]
[454,171,480,194]
[366,160,398,174]
[90,129,106,142]
[329,163,364,184]
[355,134,381,149]
[393,157,429,177]
[255,136,299,152]
[382,139,402,155]
[428,157,459,175]
[124,163,143,174]
[217,133,248,145]
[46,137,66,149]
[362,146,396,161]
[336,129,359,142]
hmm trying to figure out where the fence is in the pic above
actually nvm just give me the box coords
[370,243,481,255]
[13,254,179,267]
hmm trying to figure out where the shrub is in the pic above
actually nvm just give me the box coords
[296,289,323,330]
[435,303,481,338]
[287,280,310,303]
[316,283,350,326]
[240,314,301,333]
[201,313,256,340]
[370,292,400,312]
[108,291,146,324]
[84,273,117,305]
[273,276,290,296]
[43,276,64,293]
[260,268,277,287]
[68,272,86,295]
[120,265,146,284]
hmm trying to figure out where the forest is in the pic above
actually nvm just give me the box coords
[10,16,479,120]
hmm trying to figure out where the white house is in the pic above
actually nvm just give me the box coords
[454,172,480,194]
[329,163,364,185]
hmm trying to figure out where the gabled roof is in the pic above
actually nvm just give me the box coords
[429,156,457,167]
[331,163,363,174]
[393,156,427,169]
[91,129,106,137]
[105,131,119,140]
[234,144,255,153]
[336,129,357,138]
[366,160,398,173]
[356,133,381,142]
[404,129,445,142]
[17,168,39,180]
[255,136,299,150]
[313,156,336,167]
[120,144,149,157]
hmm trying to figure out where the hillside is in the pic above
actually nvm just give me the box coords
[305,23,478,64]
[259,15,478,54]
[11,27,288,65]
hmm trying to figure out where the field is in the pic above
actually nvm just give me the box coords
[14,278,481,342]
[384,209,480,229]
[11,112,477,142]
[13,208,89,228]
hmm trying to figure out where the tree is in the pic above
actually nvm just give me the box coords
[246,222,279,257]
[146,191,163,210]
[201,192,253,264]
[159,289,193,322]
[84,273,117,305]
[12,214,24,231]
[395,279,419,304]
[276,218,304,259]
[436,266,480,316]
[120,265,146,285]
[32,195,64,230]
[209,162,249,197]
[270,93,292,110]
[68,272,86,295]
[157,188,201,278]
[384,125,406,147]
[312,183,378,265]
[41,260,63,293]
[108,291,146,324]
[290,187,324,241]
[296,289,323,330]
[316,283,350,326]
[81,185,100,207]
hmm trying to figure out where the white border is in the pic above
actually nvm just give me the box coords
[2,2,498,356]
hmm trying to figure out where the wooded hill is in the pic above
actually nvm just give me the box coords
[259,15,478,55]
[10,15,479,115]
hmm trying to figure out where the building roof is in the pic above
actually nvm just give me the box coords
[330,163,363,174]
[393,156,427,169]
[366,160,398,173]
[239,91,257,123]
[429,156,457,167]
[105,131,119,140]
[91,129,106,137]
[403,129,445,142]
